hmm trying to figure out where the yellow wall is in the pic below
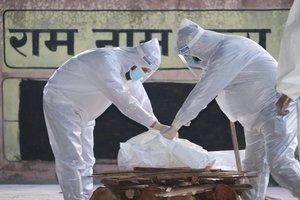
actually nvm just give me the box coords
[3,9,288,71]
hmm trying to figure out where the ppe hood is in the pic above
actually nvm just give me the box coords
[176,18,205,54]
[176,18,223,61]
[136,39,161,71]
[136,38,161,82]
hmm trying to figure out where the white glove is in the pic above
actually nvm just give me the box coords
[151,121,170,133]
[161,125,179,140]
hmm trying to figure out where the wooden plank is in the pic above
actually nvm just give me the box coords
[156,184,215,197]
[92,167,252,181]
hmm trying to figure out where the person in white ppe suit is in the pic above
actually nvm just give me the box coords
[276,0,300,116]
[43,39,168,200]
[162,19,300,200]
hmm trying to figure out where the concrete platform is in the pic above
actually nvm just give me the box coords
[0,184,298,200]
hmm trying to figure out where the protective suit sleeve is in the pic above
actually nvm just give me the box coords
[277,0,300,101]
[94,62,157,128]
[126,80,155,116]
[173,55,245,127]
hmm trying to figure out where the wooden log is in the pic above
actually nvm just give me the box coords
[167,196,196,200]
[139,189,195,200]
[90,187,120,200]
[204,184,239,200]
[138,186,165,200]
[125,188,136,199]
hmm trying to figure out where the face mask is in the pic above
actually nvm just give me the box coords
[129,66,145,81]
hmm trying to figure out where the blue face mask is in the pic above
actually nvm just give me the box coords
[129,66,145,81]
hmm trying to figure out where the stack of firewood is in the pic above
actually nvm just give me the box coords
[91,167,254,200]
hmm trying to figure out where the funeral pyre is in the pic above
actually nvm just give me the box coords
[91,167,254,200]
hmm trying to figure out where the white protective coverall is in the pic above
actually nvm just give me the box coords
[172,19,300,200]
[43,39,161,200]
[277,0,300,101]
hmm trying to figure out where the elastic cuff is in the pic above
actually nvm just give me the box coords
[172,121,183,130]
[149,121,158,128]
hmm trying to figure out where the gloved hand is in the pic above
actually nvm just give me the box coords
[276,94,292,116]
[151,121,170,133]
[161,125,179,140]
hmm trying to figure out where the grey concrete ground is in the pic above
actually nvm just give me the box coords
[0,185,298,200]
[0,184,63,200]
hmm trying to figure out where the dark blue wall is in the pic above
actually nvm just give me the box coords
[19,79,245,161]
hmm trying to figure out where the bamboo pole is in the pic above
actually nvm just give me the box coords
[229,121,242,172]
[297,102,300,161]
